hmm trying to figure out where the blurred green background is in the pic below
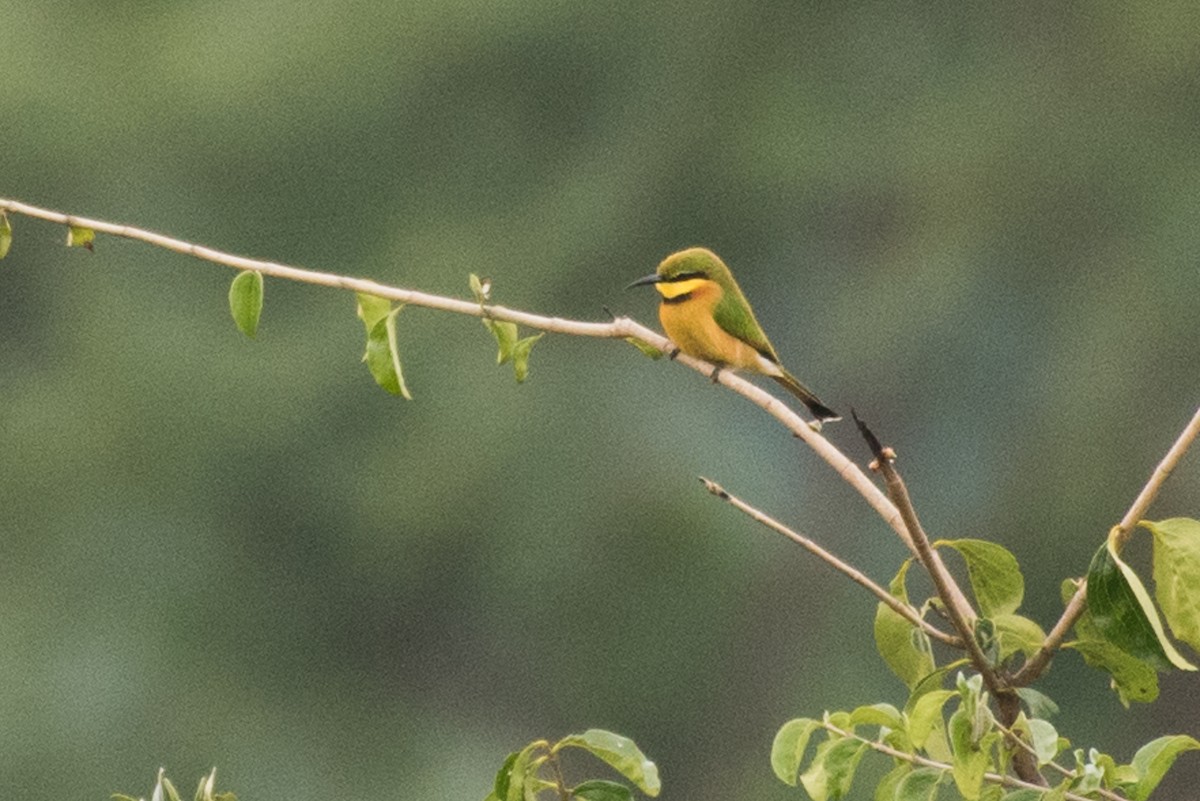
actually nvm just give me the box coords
[3,1,1199,798]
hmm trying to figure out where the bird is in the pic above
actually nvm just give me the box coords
[628,247,840,422]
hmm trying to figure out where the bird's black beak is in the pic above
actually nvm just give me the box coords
[625,273,662,290]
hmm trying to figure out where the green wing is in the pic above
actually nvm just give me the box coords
[712,283,782,364]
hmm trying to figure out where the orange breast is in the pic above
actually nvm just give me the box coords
[658,283,766,372]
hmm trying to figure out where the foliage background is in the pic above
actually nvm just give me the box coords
[2,2,1199,798]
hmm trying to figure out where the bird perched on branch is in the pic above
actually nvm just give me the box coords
[628,247,840,423]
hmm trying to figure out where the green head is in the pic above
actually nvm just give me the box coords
[626,247,737,295]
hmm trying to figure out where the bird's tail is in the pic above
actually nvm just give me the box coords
[772,370,841,422]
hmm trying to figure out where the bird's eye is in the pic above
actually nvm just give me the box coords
[668,271,706,282]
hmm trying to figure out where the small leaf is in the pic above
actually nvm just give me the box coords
[511,332,544,383]
[363,307,413,399]
[492,751,518,800]
[554,730,660,797]
[1142,518,1200,653]
[894,767,944,801]
[991,614,1046,662]
[771,718,823,786]
[356,292,392,332]
[228,270,264,338]
[194,768,216,801]
[625,337,664,359]
[799,735,868,801]
[1013,687,1059,719]
[907,690,956,749]
[1127,734,1200,801]
[1017,716,1060,765]
[948,709,991,800]
[998,791,1044,801]
[0,211,12,259]
[483,319,520,364]
[875,559,935,688]
[934,539,1023,617]
[469,273,492,303]
[67,224,95,251]
[161,777,182,801]
[848,703,902,730]
[874,763,911,801]
[571,779,633,801]
[504,741,548,801]
[1086,532,1196,671]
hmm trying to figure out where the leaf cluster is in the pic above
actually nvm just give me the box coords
[771,674,1199,801]
[113,768,235,801]
[486,729,660,801]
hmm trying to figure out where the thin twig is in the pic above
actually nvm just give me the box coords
[852,417,993,676]
[821,722,1102,801]
[0,197,920,550]
[1013,406,1200,687]
[699,477,961,647]
[989,718,1128,801]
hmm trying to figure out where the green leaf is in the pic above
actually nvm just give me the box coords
[483,319,520,364]
[469,273,492,303]
[948,709,991,800]
[356,292,392,332]
[511,332,544,383]
[1127,734,1200,801]
[161,777,182,801]
[894,767,944,801]
[978,786,1004,801]
[572,779,633,801]
[555,730,660,797]
[875,559,935,688]
[493,752,519,800]
[771,718,823,785]
[991,614,1046,662]
[504,741,548,801]
[363,307,413,399]
[934,539,1023,616]
[228,270,264,338]
[874,763,911,801]
[848,703,903,730]
[1064,639,1159,705]
[998,791,1043,801]
[0,211,12,259]
[1142,518,1200,653]
[1086,533,1196,671]
[194,768,215,801]
[799,735,868,801]
[907,689,956,750]
[1018,716,1060,765]
[625,337,664,359]
[1013,687,1058,719]
[67,223,95,250]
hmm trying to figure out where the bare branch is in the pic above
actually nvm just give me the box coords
[699,477,962,648]
[0,197,919,550]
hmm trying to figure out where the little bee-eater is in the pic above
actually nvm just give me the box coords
[628,247,840,422]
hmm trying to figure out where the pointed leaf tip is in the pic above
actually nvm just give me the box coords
[229,270,264,338]
[511,332,544,383]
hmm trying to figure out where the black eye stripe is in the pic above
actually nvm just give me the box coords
[664,271,706,282]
